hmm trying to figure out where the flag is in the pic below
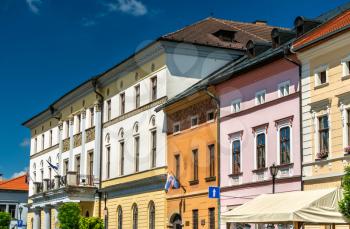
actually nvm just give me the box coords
[46,160,59,170]
[164,173,180,192]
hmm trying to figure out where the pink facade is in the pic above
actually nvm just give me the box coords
[217,59,301,218]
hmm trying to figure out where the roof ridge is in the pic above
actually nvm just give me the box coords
[162,16,213,38]
[211,17,270,42]
[213,17,290,31]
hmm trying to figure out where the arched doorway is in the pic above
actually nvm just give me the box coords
[170,213,182,229]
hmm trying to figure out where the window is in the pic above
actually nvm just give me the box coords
[175,155,180,180]
[208,144,215,177]
[207,111,215,121]
[344,60,350,77]
[106,147,110,179]
[63,159,69,176]
[231,99,241,113]
[209,208,215,229]
[151,130,157,168]
[41,134,45,150]
[278,81,290,97]
[151,77,157,101]
[107,100,111,121]
[120,93,125,115]
[132,204,138,229]
[66,121,70,138]
[49,130,53,147]
[0,205,5,212]
[149,201,155,229]
[173,122,180,134]
[120,142,125,176]
[88,151,93,176]
[280,126,291,164]
[192,149,198,181]
[315,67,328,86]
[192,209,199,229]
[191,116,198,127]
[135,85,140,108]
[77,114,81,132]
[232,140,241,174]
[90,107,94,127]
[255,90,266,105]
[319,116,329,154]
[117,206,122,229]
[9,205,16,219]
[256,133,266,169]
[75,155,81,177]
[135,137,140,172]
[34,138,37,153]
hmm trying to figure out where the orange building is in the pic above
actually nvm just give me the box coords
[161,90,219,229]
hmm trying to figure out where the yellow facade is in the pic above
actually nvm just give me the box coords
[300,30,350,191]
[102,167,167,228]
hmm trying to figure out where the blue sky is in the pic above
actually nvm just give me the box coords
[0,0,348,179]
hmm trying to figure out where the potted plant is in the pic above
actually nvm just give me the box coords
[345,146,350,154]
[316,150,328,160]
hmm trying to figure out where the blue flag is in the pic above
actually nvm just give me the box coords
[46,160,59,170]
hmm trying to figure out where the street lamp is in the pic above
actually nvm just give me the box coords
[269,163,278,194]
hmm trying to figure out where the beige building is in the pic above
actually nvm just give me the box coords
[293,9,350,192]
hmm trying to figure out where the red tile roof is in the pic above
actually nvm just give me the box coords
[293,10,350,50]
[162,17,288,50]
[0,175,28,191]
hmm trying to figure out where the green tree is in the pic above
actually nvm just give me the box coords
[79,217,104,229]
[0,212,11,229]
[58,203,81,229]
[339,166,350,218]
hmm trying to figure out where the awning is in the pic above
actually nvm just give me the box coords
[222,188,349,224]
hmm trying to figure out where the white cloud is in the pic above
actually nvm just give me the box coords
[11,167,28,179]
[20,138,30,148]
[26,0,42,14]
[106,0,147,16]
[81,18,97,27]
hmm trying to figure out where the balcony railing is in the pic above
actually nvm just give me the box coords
[33,173,95,195]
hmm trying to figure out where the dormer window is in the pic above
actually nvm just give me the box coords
[246,41,255,58]
[213,29,236,42]
[271,29,280,48]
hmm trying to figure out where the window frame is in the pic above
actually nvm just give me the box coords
[106,146,111,179]
[278,80,290,98]
[117,206,123,229]
[174,154,180,180]
[173,122,180,134]
[208,144,215,177]
[192,149,199,181]
[90,107,95,127]
[255,90,266,105]
[106,100,112,121]
[231,139,241,175]
[150,130,157,168]
[192,209,199,229]
[231,98,241,113]
[120,141,125,176]
[151,76,157,101]
[254,128,267,170]
[135,85,140,109]
[314,65,329,86]
[148,201,155,229]
[207,110,215,122]
[190,115,199,128]
[278,124,292,165]
[132,204,138,229]
[318,115,330,154]
[120,93,125,115]
[208,208,215,229]
[134,136,140,172]
[341,55,350,78]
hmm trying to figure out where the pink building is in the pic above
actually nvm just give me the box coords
[215,46,301,228]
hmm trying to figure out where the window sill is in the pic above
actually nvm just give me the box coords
[205,176,216,182]
[252,168,268,173]
[314,82,329,90]
[276,163,294,169]
[342,75,350,81]
[189,180,199,186]
[172,131,181,136]
[228,172,243,177]
[315,157,328,161]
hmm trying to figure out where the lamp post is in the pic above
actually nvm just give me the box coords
[19,206,23,221]
[269,163,278,194]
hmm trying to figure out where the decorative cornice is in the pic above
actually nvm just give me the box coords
[103,96,167,128]
[30,144,59,159]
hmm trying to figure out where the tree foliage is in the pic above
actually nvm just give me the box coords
[79,217,104,229]
[339,166,350,218]
[58,203,81,229]
[0,212,11,229]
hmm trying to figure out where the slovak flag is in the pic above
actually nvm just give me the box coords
[47,160,59,171]
[164,173,180,192]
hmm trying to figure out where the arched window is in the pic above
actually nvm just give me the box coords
[117,206,123,229]
[132,204,138,229]
[148,201,155,229]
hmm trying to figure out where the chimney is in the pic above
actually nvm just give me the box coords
[253,20,267,25]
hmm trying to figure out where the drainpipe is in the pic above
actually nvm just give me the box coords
[283,54,303,191]
[204,87,221,229]
[92,78,104,218]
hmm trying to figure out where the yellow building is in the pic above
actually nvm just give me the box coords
[293,10,350,192]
